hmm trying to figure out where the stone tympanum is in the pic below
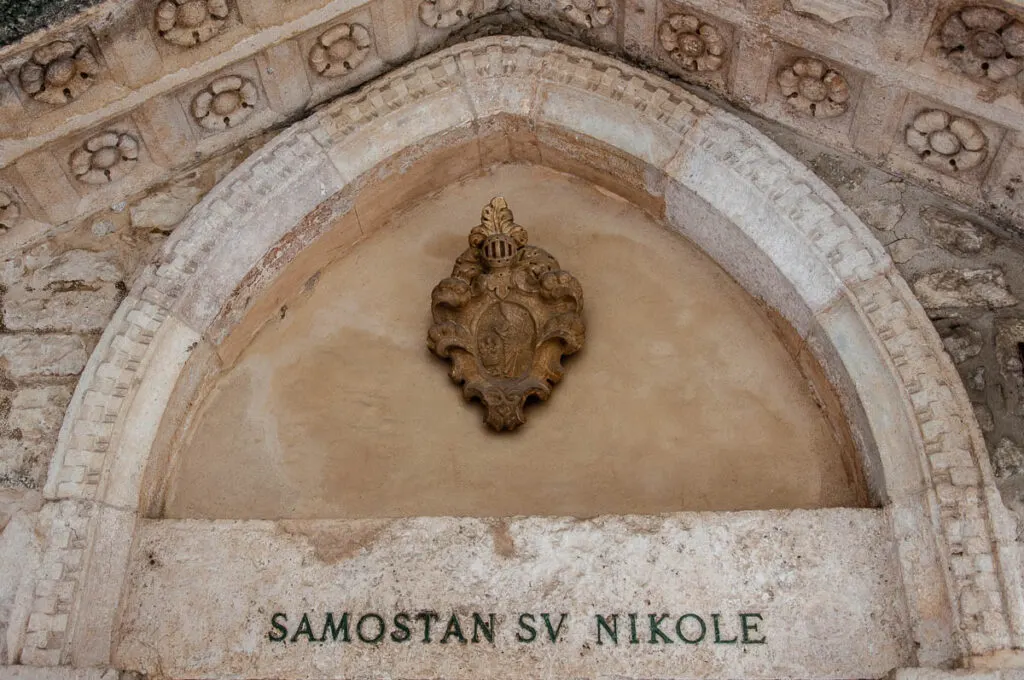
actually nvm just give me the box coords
[428,197,585,431]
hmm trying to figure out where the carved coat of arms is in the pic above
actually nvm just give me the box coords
[428,197,585,431]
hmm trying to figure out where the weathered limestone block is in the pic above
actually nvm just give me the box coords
[920,208,994,255]
[939,323,983,364]
[27,250,122,290]
[129,184,205,232]
[993,438,1024,479]
[0,439,51,488]
[3,285,124,333]
[0,508,42,664]
[0,335,89,381]
[911,268,1018,309]
[8,386,72,447]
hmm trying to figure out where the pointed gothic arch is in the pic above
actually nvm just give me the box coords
[23,35,1024,673]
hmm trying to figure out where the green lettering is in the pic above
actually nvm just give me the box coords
[441,614,468,644]
[629,613,639,644]
[596,614,618,645]
[676,614,706,644]
[391,613,411,642]
[291,613,316,643]
[472,613,496,643]
[321,612,350,642]
[740,613,766,644]
[268,613,288,642]
[357,613,385,644]
[648,614,672,643]
[542,613,568,642]
[712,613,738,644]
[516,613,537,642]
[415,611,440,643]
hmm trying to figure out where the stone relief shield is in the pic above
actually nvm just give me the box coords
[428,197,585,430]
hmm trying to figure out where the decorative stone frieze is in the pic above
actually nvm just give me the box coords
[155,0,230,47]
[69,131,140,184]
[905,109,988,173]
[418,0,475,28]
[658,14,727,72]
[18,41,99,106]
[561,0,614,29]
[939,6,1024,83]
[191,75,258,130]
[309,24,373,77]
[777,58,850,118]
[0,190,21,232]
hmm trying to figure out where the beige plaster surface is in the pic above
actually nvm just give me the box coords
[162,164,865,519]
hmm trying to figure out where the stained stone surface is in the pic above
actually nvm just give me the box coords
[114,508,911,679]
[161,166,864,519]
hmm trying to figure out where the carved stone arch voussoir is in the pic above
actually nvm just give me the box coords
[31,35,1023,670]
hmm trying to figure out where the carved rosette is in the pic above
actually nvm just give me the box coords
[777,58,850,118]
[0,191,21,232]
[309,24,372,77]
[562,0,614,29]
[419,0,475,28]
[192,75,258,130]
[428,197,585,431]
[940,7,1024,83]
[906,109,988,173]
[70,131,140,184]
[156,0,230,47]
[19,41,99,106]
[659,14,727,72]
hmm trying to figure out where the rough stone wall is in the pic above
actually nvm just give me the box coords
[0,135,272,532]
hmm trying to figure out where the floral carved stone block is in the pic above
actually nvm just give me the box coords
[309,24,372,77]
[19,41,99,106]
[192,75,257,130]
[562,0,614,29]
[906,109,988,174]
[156,0,230,47]
[939,6,1024,83]
[428,197,585,431]
[69,131,139,184]
[419,0,475,28]
[659,14,727,72]
[777,58,850,118]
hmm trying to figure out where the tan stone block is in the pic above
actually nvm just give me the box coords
[11,151,80,225]
[132,93,195,170]
[370,0,417,64]
[91,9,164,87]
[256,41,312,116]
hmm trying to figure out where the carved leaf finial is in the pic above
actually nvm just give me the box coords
[429,197,585,431]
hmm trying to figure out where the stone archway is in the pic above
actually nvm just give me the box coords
[19,35,1024,674]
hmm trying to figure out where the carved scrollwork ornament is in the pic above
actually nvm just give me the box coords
[419,0,475,28]
[777,58,850,118]
[69,131,140,184]
[19,41,99,106]
[192,75,257,130]
[309,24,372,77]
[0,191,21,233]
[428,197,585,431]
[659,14,727,72]
[906,109,988,174]
[940,6,1024,83]
[562,0,614,29]
[156,0,230,47]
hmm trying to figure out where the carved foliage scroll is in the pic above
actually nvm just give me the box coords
[428,197,585,431]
